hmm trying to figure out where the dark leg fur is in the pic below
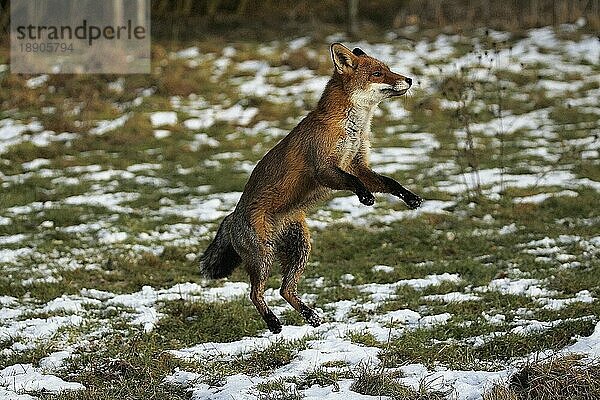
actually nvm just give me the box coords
[316,165,375,206]
[276,221,321,328]
[249,266,282,333]
[379,175,423,209]
[353,167,423,209]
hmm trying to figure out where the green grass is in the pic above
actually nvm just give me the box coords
[155,299,264,345]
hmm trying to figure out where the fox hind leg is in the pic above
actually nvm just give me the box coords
[232,221,282,334]
[276,220,321,327]
[248,257,282,334]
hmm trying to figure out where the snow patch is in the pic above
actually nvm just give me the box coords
[359,273,461,302]
[0,364,83,394]
[150,111,178,127]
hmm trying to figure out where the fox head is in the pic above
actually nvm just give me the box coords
[330,43,412,108]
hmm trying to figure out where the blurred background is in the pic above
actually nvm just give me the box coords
[1,0,600,43]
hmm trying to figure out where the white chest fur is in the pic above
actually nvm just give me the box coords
[337,106,373,167]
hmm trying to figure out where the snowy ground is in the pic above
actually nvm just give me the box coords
[0,23,599,400]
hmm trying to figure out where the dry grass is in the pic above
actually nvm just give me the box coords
[350,363,451,400]
[485,355,600,400]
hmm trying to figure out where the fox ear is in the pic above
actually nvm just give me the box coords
[352,47,366,56]
[330,43,358,74]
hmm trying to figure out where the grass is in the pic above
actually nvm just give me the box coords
[0,24,599,400]
[37,331,195,400]
[484,356,600,400]
[255,378,304,400]
[155,299,265,345]
[0,340,60,369]
[350,362,450,399]
[237,338,310,376]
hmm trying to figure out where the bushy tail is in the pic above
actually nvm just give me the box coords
[199,213,242,279]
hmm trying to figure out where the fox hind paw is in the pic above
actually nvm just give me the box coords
[265,313,283,334]
[301,308,322,327]
[306,313,322,327]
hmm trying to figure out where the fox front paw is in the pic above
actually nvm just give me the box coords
[403,193,423,210]
[357,190,375,206]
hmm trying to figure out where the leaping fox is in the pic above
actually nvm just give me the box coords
[200,43,423,333]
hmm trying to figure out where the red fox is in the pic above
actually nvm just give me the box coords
[200,43,422,333]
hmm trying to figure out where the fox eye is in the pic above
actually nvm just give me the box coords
[372,71,382,77]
